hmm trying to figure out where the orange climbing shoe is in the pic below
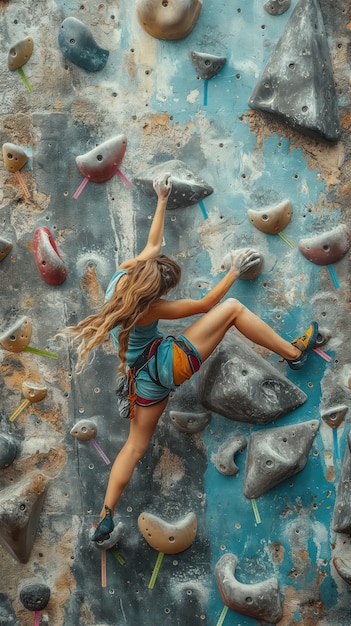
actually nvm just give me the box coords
[91,505,114,542]
[286,322,319,370]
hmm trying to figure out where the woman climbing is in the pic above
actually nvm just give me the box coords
[64,173,318,542]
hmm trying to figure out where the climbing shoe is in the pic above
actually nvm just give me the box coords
[91,505,114,542]
[286,322,319,370]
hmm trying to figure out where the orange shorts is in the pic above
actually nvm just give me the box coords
[172,338,202,386]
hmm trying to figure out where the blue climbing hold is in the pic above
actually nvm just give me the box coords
[58,17,109,72]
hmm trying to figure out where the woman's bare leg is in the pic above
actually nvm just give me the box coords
[99,397,169,519]
[182,298,302,362]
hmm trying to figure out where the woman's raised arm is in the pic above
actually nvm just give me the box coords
[120,173,172,269]
[139,248,262,324]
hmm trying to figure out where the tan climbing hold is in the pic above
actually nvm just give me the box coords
[70,419,97,441]
[247,199,293,234]
[0,316,32,353]
[138,511,197,554]
[22,381,48,403]
[2,142,29,173]
[136,0,202,40]
[8,37,34,70]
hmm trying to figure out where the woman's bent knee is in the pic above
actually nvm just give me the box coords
[222,297,244,315]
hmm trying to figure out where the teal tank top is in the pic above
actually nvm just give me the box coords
[105,269,163,366]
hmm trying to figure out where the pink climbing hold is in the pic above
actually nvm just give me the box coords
[33,227,67,286]
[75,135,127,183]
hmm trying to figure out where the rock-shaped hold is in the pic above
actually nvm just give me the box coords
[321,405,348,429]
[332,431,351,534]
[0,237,13,262]
[243,419,319,498]
[8,37,33,71]
[70,419,97,441]
[247,200,292,234]
[190,51,226,80]
[75,135,127,183]
[169,410,211,433]
[138,511,197,554]
[22,380,47,404]
[136,0,202,40]
[0,592,19,625]
[215,553,283,623]
[298,224,351,266]
[33,227,67,286]
[58,17,109,72]
[0,316,32,353]
[264,0,291,15]
[90,521,124,550]
[134,160,213,209]
[249,0,342,143]
[199,336,307,424]
[0,472,48,563]
[2,143,28,173]
[214,433,247,476]
[221,248,264,280]
[333,556,351,586]
[0,434,18,469]
[20,582,50,612]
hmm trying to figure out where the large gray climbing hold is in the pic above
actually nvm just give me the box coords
[249,0,341,143]
[298,224,351,265]
[0,472,48,563]
[0,593,19,625]
[332,431,351,534]
[198,336,307,424]
[134,160,213,209]
[58,17,109,72]
[190,51,226,80]
[264,0,291,15]
[19,582,50,611]
[214,433,247,476]
[243,419,319,498]
[215,553,282,623]
[0,434,18,469]
[169,410,211,433]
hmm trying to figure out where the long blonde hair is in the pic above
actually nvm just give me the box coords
[65,255,181,373]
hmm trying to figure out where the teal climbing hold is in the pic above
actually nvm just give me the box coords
[58,17,109,72]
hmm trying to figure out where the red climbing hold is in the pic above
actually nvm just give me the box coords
[33,227,67,286]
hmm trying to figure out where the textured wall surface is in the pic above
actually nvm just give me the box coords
[1,1,351,624]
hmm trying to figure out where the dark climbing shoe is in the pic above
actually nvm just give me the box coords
[91,506,114,542]
[286,322,319,370]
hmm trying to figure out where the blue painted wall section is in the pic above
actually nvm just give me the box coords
[0,1,350,624]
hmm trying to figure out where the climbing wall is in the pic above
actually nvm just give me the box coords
[1,0,351,624]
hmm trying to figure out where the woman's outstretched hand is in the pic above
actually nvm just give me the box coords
[227,248,261,278]
[153,173,172,200]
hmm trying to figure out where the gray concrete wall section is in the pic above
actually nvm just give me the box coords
[0,1,351,624]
